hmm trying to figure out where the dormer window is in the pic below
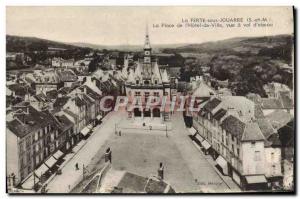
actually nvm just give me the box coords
[136,80,139,84]
[144,80,149,85]
[154,79,158,84]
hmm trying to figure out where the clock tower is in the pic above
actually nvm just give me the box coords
[143,25,152,78]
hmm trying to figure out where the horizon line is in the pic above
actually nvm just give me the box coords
[6,33,293,48]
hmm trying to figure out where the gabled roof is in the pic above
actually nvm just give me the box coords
[254,104,264,118]
[265,110,293,130]
[75,96,85,107]
[242,122,265,141]
[7,83,34,97]
[257,118,276,139]
[53,96,70,109]
[221,115,265,142]
[203,98,221,112]
[63,109,79,121]
[56,114,74,132]
[260,98,283,109]
[212,108,227,121]
[82,94,95,105]
[221,115,245,140]
[46,89,58,100]
[278,91,293,109]
[265,133,281,147]
[7,119,28,138]
[193,82,216,97]
[7,104,58,138]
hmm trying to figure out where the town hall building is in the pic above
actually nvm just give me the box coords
[124,28,172,122]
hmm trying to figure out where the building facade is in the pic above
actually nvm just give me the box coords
[124,28,172,122]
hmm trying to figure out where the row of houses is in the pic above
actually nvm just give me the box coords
[186,79,294,191]
[6,69,122,191]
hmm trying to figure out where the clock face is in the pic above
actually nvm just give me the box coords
[145,51,150,55]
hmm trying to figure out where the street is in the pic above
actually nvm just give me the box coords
[46,111,125,193]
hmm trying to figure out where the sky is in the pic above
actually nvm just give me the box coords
[6,6,293,46]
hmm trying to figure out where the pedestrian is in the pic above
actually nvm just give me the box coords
[119,131,122,136]
[75,163,79,170]
[105,147,112,163]
[108,148,112,163]
[158,162,164,180]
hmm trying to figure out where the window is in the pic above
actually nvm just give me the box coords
[28,164,31,174]
[39,129,43,138]
[272,165,276,175]
[27,152,31,163]
[154,80,158,84]
[35,155,39,165]
[254,151,261,161]
[237,148,240,157]
[26,137,31,149]
[19,142,24,153]
[232,144,234,152]
[136,80,139,84]
[34,132,39,141]
[145,92,150,102]
[154,92,159,97]
[271,152,275,161]
[20,157,25,169]
[135,92,141,96]
[231,135,234,142]
[35,144,39,153]
[51,133,55,142]
[251,141,255,148]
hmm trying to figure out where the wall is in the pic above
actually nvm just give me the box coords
[264,147,282,177]
[242,141,265,175]
[6,129,20,184]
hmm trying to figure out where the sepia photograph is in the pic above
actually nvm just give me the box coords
[5,6,295,194]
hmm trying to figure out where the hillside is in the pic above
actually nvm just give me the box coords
[162,34,294,96]
[72,42,186,52]
[6,35,87,52]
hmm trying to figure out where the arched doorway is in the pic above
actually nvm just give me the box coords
[143,108,151,117]
[153,108,160,117]
[134,108,141,117]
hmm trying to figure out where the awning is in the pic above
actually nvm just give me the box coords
[34,164,49,178]
[201,140,211,150]
[194,134,204,142]
[21,175,36,189]
[216,155,228,169]
[245,175,267,184]
[87,124,93,129]
[53,150,64,160]
[188,127,197,135]
[44,156,57,168]
[80,127,90,136]
[96,114,102,120]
